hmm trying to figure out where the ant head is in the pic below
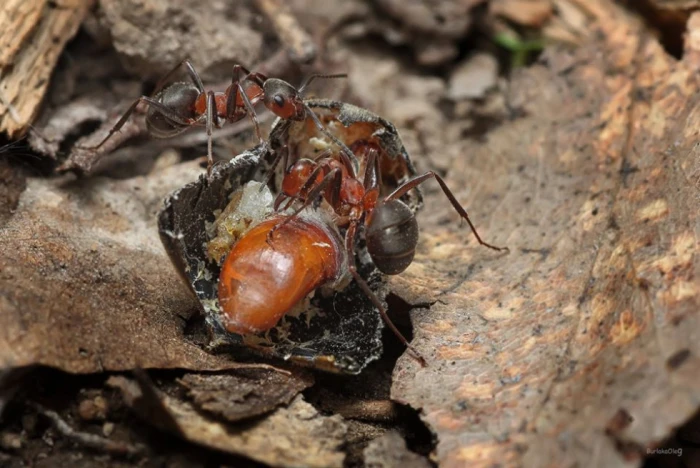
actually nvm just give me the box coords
[263,79,306,121]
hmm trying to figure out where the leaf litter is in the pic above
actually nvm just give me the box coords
[0,0,699,466]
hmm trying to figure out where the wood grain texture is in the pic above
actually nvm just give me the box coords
[0,0,91,137]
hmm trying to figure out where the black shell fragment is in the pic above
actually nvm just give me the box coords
[158,147,385,374]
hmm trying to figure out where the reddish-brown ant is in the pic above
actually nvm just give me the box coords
[82,60,354,173]
[218,142,508,366]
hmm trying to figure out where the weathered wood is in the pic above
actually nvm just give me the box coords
[0,0,91,137]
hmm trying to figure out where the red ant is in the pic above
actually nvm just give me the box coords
[218,142,508,366]
[81,60,354,173]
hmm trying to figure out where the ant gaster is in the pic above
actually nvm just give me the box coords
[263,143,509,365]
[83,60,356,173]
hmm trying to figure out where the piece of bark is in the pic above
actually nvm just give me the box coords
[109,375,347,468]
[177,370,313,422]
[491,0,554,27]
[388,1,700,467]
[0,0,92,138]
[364,431,431,468]
[0,161,276,373]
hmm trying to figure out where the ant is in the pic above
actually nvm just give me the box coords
[81,59,355,173]
[261,142,509,365]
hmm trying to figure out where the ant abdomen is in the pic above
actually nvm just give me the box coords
[366,199,419,275]
[146,82,200,138]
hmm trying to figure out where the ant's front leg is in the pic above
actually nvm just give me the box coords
[226,66,266,145]
[266,168,341,246]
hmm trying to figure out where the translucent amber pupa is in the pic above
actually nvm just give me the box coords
[217,214,342,334]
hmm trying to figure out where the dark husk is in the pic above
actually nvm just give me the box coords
[158,100,422,374]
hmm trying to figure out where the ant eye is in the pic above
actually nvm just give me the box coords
[273,95,285,107]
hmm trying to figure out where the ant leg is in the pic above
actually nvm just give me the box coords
[205,91,217,175]
[298,73,347,95]
[361,146,378,189]
[80,97,193,151]
[267,168,341,245]
[82,61,202,152]
[261,144,289,189]
[335,146,358,180]
[267,148,333,197]
[238,83,264,144]
[273,192,291,211]
[225,67,266,144]
[153,59,205,95]
[359,147,382,208]
[302,104,359,176]
[237,64,253,75]
[344,222,427,367]
[225,65,244,119]
[244,71,268,87]
[225,65,260,122]
[280,196,296,212]
[386,171,508,252]
[182,60,206,93]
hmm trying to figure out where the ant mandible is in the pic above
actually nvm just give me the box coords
[81,60,356,174]
[267,143,509,365]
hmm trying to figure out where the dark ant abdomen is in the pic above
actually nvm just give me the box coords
[366,199,419,275]
[146,82,200,138]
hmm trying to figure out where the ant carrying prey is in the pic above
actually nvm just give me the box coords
[82,60,354,173]
[218,142,508,366]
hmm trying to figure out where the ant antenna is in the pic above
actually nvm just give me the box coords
[298,73,347,96]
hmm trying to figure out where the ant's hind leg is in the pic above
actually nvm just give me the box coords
[154,59,205,94]
[344,222,427,367]
[385,171,508,252]
[266,168,341,245]
[79,96,192,152]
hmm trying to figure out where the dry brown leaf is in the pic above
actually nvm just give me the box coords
[178,370,313,422]
[109,375,347,468]
[0,161,262,373]
[387,1,700,466]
